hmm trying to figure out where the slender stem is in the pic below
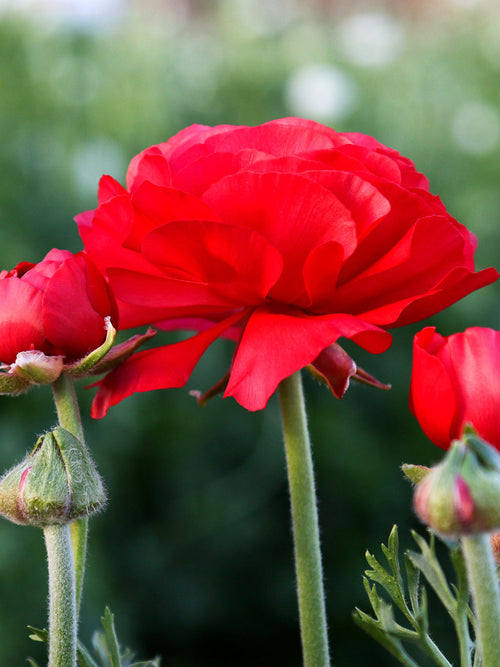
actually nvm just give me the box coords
[461,534,500,667]
[456,605,473,667]
[278,371,330,667]
[52,375,84,442]
[52,375,88,615]
[44,524,77,667]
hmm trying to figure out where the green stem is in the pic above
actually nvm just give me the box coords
[52,374,88,615]
[43,524,77,667]
[461,534,500,667]
[278,371,330,667]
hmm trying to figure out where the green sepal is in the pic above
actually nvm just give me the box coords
[462,428,500,472]
[66,318,117,377]
[84,328,157,377]
[402,464,431,485]
[0,370,30,395]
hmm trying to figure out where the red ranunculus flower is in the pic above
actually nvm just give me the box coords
[0,248,115,366]
[410,327,500,450]
[77,117,498,417]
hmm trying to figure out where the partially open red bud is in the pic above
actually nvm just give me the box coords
[0,427,106,527]
[414,437,500,536]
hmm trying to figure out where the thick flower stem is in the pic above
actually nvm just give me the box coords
[43,524,77,667]
[461,534,500,666]
[278,371,330,667]
[51,374,87,614]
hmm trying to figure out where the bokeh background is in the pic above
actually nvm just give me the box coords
[0,0,499,664]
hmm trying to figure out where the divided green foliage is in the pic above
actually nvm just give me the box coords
[353,526,475,667]
[27,609,161,667]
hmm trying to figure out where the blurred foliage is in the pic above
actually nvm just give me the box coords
[0,1,499,665]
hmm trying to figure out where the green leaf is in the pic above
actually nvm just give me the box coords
[26,659,40,667]
[404,553,421,617]
[101,607,121,667]
[353,608,420,667]
[27,626,49,643]
[77,641,100,667]
[407,531,456,616]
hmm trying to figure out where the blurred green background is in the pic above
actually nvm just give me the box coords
[0,1,499,664]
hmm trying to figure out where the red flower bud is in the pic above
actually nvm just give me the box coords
[413,437,500,536]
[0,249,118,392]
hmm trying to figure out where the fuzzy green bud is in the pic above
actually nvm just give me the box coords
[0,427,106,526]
[414,435,500,536]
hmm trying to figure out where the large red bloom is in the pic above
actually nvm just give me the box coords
[76,117,498,417]
[410,327,500,450]
[0,248,115,366]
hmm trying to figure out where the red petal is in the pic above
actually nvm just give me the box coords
[0,277,45,363]
[366,265,498,328]
[97,175,127,204]
[334,215,496,326]
[224,304,392,411]
[108,268,246,312]
[305,170,391,239]
[126,182,219,249]
[43,256,107,358]
[204,171,357,303]
[77,193,165,282]
[126,146,172,193]
[142,219,282,305]
[302,242,344,309]
[409,327,457,449]
[208,119,344,156]
[338,181,437,284]
[90,310,246,418]
[447,328,500,449]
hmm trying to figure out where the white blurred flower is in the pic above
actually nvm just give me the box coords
[452,101,500,155]
[337,12,405,68]
[0,0,125,31]
[285,64,358,122]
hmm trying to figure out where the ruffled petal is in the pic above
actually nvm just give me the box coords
[126,147,172,194]
[108,268,246,312]
[362,266,499,328]
[204,171,357,303]
[142,219,282,304]
[90,310,246,418]
[334,215,497,325]
[208,118,346,156]
[224,304,392,410]
[126,182,219,249]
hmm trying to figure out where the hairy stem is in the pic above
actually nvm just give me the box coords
[278,371,330,667]
[44,524,77,667]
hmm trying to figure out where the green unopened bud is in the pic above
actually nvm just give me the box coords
[0,427,106,526]
[414,437,500,536]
